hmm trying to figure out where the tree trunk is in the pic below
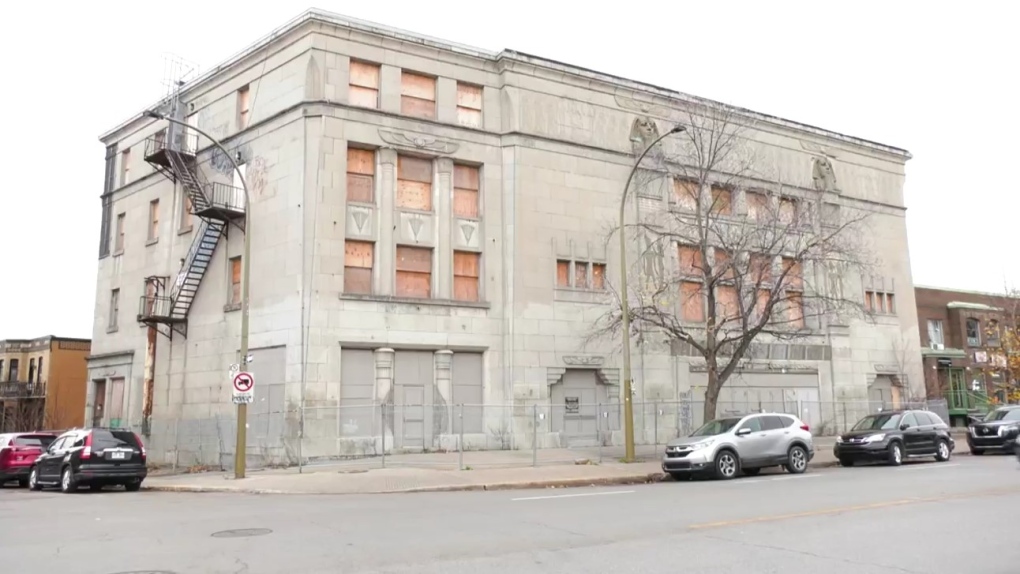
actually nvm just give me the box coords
[703,370,721,423]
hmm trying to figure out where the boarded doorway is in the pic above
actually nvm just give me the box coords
[550,369,612,447]
[394,351,436,450]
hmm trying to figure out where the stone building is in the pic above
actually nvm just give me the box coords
[88,9,922,465]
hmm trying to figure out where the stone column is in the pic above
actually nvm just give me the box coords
[435,350,454,438]
[374,348,395,451]
[377,149,397,295]
[435,158,454,300]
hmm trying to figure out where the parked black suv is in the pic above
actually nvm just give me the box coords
[968,405,1020,455]
[28,428,147,493]
[834,409,954,467]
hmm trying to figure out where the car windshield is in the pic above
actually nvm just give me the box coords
[91,430,139,451]
[690,417,742,437]
[852,413,901,431]
[13,435,54,448]
[984,408,1020,422]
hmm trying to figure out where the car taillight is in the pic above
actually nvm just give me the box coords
[800,424,811,432]
[81,432,93,459]
[134,433,146,460]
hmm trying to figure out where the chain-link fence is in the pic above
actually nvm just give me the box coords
[138,397,958,473]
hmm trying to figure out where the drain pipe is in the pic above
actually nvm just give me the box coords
[142,325,157,435]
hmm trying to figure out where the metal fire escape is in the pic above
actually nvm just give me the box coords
[137,99,246,339]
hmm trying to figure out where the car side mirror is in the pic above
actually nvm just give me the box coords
[899,423,910,431]
[736,427,752,437]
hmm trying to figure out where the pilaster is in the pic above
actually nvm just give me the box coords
[377,148,397,295]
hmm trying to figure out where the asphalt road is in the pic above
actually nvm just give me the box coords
[2,455,1019,574]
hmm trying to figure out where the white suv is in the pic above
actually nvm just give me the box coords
[662,413,815,480]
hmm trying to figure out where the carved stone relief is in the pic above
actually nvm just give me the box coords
[346,205,374,239]
[628,116,661,156]
[397,211,434,245]
[800,142,840,193]
[640,230,665,285]
[378,130,460,155]
[562,355,605,366]
[455,219,480,250]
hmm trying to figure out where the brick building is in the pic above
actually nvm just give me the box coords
[915,286,1017,423]
[0,336,91,431]
[88,9,921,466]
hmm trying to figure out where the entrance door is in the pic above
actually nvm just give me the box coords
[394,351,435,450]
[92,380,107,428]
[552,370,606,447]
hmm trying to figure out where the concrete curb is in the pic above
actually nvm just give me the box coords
[141,458,863,495]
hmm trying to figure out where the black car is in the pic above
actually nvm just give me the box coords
[834,409,954,467]
[967,406,1020,455]
[28,428,147,493]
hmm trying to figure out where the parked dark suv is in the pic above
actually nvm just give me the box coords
[29,428,147,493]
[834,409,954,467]
[967,405,1020,455]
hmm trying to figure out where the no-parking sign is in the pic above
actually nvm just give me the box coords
[232,371,255,404]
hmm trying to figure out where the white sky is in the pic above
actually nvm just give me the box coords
[1,1,1017,339]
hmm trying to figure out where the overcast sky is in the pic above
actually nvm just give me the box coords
[1,1,1016,339]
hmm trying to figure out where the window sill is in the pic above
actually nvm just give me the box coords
[224,303,242,313]
[178,226,193,236]
[339,293,490,309]
[112,250,124,258]
[146,238,159,247]
[106,326,119,334]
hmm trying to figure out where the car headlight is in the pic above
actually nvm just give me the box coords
[863,434,886,443]
[688,439,715,450]
[999,425,1019,436]
[835,436,843,443]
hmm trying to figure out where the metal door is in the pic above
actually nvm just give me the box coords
[394,351,435,450]
[552,370,603,447]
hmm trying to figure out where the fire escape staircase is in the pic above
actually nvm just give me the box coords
[137,126,246,338]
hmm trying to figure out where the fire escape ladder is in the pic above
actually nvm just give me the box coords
[166,150,213,214]
[169,219,225,323]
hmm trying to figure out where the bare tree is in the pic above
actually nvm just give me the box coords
[591,105,876,422]
[987,287,1020,403]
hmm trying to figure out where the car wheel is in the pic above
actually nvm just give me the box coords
[935,439,951,462]
[60,467,78,494]
[124,481,142,492]
[785,445,808,474]
[742,468,761,477]
[838,457,855,467]
[887,442,904,466]
[713,450,740,480]
[971,448,984,456]
[28,468,41,491]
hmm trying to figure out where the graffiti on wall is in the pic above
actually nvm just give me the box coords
[208,145,270,198]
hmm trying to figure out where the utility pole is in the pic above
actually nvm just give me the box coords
[618,124,685,463]
[143,110,252,479]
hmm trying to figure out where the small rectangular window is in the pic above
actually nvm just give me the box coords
[556,260,570,287]
[674,179,698,211]
[148,199,160,241]
[229,257,242,305]
[456,83,483,128]
[574,262,589,289]
[927,319,945,346]
[746,192,767,220]
[710,186,732,215]
[592,263,606,290]
[779,197,797,224]
[346,148,375,204]
[120,148,131,186]
[109,289,120,330]
[237,85,251,130]
[681,282,704,322]
[397,156,433,211]
[400,72,436,119]
[453,165,480,218]
[349,61,380,108]
[453,251,480,302]
[114,213,126,253]
[782,258,803,290]
[395,246,432,298]
[344,241,374,294]
[180,193,194,231]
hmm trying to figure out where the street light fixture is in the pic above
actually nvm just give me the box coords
[143,109,253,479]
[619,123,686,463]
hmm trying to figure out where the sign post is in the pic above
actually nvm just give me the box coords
[232,371,255,405]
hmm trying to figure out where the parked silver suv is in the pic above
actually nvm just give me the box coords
[662,412,814,480]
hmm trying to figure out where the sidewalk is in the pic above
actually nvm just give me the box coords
[142,437,972,495]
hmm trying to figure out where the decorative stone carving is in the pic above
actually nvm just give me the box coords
[615,93,672,117]
[563,355,605,366]
[800,142,840,193]
[346,205,374,238]
[640,231,665,284]
[629,116,661,156]
[378,130,460,155]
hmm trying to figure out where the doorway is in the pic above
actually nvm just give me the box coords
[92,380,106,428]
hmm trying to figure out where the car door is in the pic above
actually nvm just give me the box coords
[758,415,790,462]
[38,436,67,481]
[913,412,938,454]
[733,416,769,465]
[899,412,924,455]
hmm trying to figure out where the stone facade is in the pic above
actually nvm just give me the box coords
[89,10,923,465]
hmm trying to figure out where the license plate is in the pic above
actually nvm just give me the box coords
[111,452,126,460]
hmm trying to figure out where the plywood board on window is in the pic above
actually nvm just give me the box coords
[345,241,374,268]
[347,174,374,203]
[401,73,436,100]
[716,285,739,320]
[401,96,436,119]
[350,61,380,88]
[782,258,803,289]
[454,251,480,277]
[398,156,433,182]
[396,246,432,273]
[592,263,606,290]
[344,267,372,295]
[788,293,805,327]
[678,245,703,276]
[454,188,478,218]
[681,281,704,322]
[453,165,479,190]
[574,262,589,289]
[674,179,698,210]
[456,83,482,109]
[747,192,768,220]
[397,180,433,211]
[457,108,482,128]
[779,198,797,224]
[396,271,431,298]
[454,276,479,302]
[711,187,732,215]
[347,148,375,175]
[349,86,378,108]
[556,260,570,287]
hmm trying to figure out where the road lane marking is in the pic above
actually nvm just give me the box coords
[687,485,1020,531]
[511,490,635,502]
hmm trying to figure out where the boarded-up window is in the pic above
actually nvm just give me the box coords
[788,292,805,328]
[237,85,251,130]
[180,193,194,231]
[674,179,698,210]
[347,148,375,203]
[114,213,125,253]
[747,192,768,220]
[344,241,373,294]
[230,257,242,304]
[120,148,131,186]
[575,262,589,289]
[453,164,480,218]
[109,289,120,329]
[556,260,570,287]
[749,254,773,284]
[681,282,704,322]
[711,186,732,215]
[716,285,739,320]
[349,61,379,108]
[453,251,480,301]
[592,263,606,290]
[397,156,433,211]
[755,289,770,320]
[456,83,483,128]
[714,249,734,280]
[782,258,803,290]
[401,72,436,119]
[678,245,703,276]
[148,200,159,241]
[779,197,797,224]
[396,246,432,298]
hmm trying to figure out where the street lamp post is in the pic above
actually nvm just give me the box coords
[144,110,253,479]
[619,124,686,463]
